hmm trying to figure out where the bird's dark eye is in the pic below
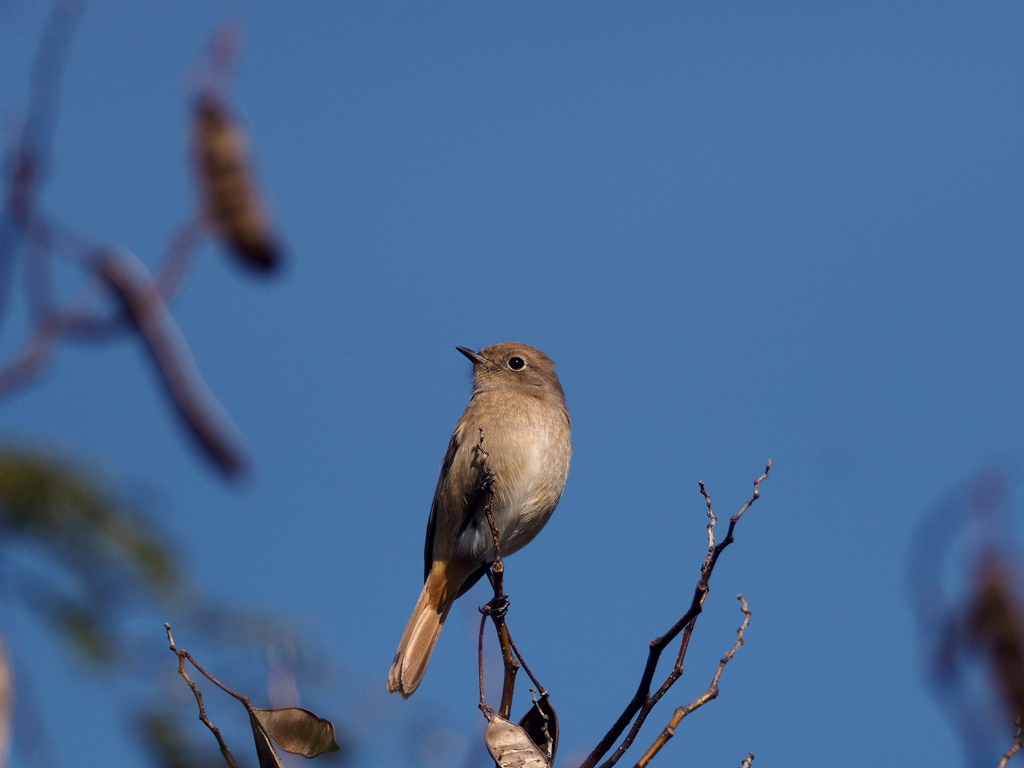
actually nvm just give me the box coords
[508,356,525,370]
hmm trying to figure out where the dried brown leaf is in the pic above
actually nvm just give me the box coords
[248,711,285,768]
[518,695,558,765]
[485,714,549,768]
[251,707,341,758]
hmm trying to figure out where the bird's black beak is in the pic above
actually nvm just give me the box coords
[456,346,488,365]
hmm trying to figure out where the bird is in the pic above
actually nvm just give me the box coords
[388,342,572,697]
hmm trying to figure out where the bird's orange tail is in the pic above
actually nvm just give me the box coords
[388,560,473,697]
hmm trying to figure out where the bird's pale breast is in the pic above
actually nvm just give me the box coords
[447,389,570,565]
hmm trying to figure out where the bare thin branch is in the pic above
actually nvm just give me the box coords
[154,217,205,303]
[478,612,490,715]
[700,480,715,570]
[0,315,62,397]
[999,719,1023,768]
[632,596,751,768]
[25,0,84,158]
[507,629,547,697]
[476,431,522,721]
[0,0,83,334]
[579,461,771,768]
[164,623,240,768]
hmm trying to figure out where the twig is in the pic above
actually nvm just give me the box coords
[24,219,58,321]
[165,623,240,768]
[0,1,83,333]
[508,630,547,697]
[700,480,715,566]
[999,718,1023,768]
[477,430,520,720]
[477,430,502,579]
[632,596,752,768]
[24,0,83,161]
[478,612,490,715]
[0,315,61,396]
[579,461,771,768]
[154,217,204,302]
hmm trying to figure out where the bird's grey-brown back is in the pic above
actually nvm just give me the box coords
[428,342,571,569]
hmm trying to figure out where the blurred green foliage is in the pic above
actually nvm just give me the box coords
[0,446,349,767]
[0,448,181,664]
[0,449,177,591]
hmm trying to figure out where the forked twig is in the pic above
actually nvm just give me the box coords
[165,623,240,768]
[578,461,771,768]
[632,596,752,768]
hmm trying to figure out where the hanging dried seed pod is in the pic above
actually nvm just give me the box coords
[966,555,1024,726]
[192,93,280,272]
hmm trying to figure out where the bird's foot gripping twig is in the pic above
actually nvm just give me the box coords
[482,591,510,618]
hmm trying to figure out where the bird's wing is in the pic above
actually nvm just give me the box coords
[423,427,462,581]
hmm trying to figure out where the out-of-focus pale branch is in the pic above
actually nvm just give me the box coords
[95,249,248,477]
[0,10,283,478]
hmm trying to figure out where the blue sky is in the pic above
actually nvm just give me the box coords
[2,2,1024,766]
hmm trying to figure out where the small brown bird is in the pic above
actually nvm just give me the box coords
[388,342,572,697]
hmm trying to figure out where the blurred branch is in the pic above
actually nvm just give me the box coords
[998,719,1022,768]
[95,249,248,477]
[578,460,771,768]
[632,595,751,768]
[0,0,82,332]
[0,315,61,396]
[24,0,83,160]
[0,9,280,478]
[154,218,205,303]
[738,754,755,768]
